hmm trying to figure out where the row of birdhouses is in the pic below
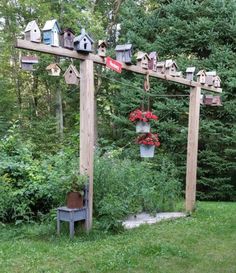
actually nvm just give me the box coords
[24,20,106,55]
[23,20,221,88]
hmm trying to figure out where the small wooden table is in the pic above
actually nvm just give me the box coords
[57,207,87,239]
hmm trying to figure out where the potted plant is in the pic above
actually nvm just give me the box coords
[63,172,88,209]
[136,133,161,157]
[129,109,158,133]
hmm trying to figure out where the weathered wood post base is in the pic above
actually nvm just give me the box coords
[185,86,201,212]
[80,59,94,231]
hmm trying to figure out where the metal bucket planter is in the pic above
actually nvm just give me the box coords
[136,121,150,133]
[140,144,155,158]
[66,192,83,209]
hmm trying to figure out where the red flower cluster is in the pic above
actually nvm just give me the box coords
[129,109,158,123]
[137,133,161,147]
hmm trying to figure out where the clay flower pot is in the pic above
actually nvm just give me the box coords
[66,192,83,209]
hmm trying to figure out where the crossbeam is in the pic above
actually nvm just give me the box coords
[16,39,222,93]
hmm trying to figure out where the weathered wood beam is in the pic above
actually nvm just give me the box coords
[80,59,94,231]
[185,86,201,213]
[15,39,222,93]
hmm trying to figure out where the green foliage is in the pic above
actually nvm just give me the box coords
[94,155,181,231]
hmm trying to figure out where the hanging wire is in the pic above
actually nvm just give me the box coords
[95,73,190,98]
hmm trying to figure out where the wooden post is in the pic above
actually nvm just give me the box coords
[80,59,94,230]
[185,86,201,212]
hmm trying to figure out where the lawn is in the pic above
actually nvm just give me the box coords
[0,202,236,273]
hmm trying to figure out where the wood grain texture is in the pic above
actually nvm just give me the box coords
[15,39,222,93]
[80,59,94,231]
[185,87,201,212]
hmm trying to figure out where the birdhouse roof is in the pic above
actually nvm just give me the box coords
[42,19,61,32]
[24,20,38,32]
[74,28,94,44]
[156,61,165,67]
[61,28,75,35]
[214,75,221,82]
[165,59,178,69]
[149,52,157,59]
[64,64,80,78]
[46,63,61,70]
[98,40,107,47]
[136,51,150,60]
[186,67,196,73]
[197,70,206,76]
[206,71,216,76]
[115,44,132,51]
[21,56,39,63]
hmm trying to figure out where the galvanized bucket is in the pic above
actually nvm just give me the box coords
[140,144,155,158]
[136,121,150,133]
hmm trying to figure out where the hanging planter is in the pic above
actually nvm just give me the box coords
[136,133,160,158]
[136,121,150,133]
[140,144,155,157]
[129,109,158,133]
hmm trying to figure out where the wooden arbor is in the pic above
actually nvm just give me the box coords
[15,39,222,230]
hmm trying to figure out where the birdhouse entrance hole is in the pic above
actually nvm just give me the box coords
[70,70,72,73]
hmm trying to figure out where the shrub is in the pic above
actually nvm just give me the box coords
[94,155,181,231]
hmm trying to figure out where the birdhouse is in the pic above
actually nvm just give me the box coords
[61,28,75,50]
[136,51,150,69]
[156,61,165,73]
[115,44,132,64]
[206,71,216,86]
[46,63,61,76]
[186,67,196,81]
[64,64,80,85]
[197,70,207,84]
[203,94,213,105]
[74,28,94,53]
[212,96,222,106]
[42,19,61,47]
[24,20,41,43]
[97,40,107,57]
[213,75,221,88]
[148,52,158,71]
[165,60,178,76]
[21,56,39,71]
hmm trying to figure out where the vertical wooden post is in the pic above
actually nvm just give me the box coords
[80,59,94,231]
[185,86,201,212]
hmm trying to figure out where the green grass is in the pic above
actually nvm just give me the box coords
[0,202,236,273]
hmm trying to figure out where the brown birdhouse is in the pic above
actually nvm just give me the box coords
[24,20,41,43]
[165,60,178,76]
[148,52,158,71]
[212,96,222,106]
[61,28,75,49]
[197,70,207,84]
[136,51,150,69]
[213,75,221,88]
[156,61,165,73]
[64,64,80,85]
[97,40,107,57]
[206,71,216,86]
[46,63,61,76]
[203,94,213,105]
[186,67,196,81]
[21,56,39,71]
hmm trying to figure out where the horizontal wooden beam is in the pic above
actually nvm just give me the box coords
[15,39,222,93]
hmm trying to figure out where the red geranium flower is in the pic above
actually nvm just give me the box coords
[136,133,161,147]
[129,109,159,123]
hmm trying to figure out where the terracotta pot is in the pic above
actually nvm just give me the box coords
[66,192,83,209]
